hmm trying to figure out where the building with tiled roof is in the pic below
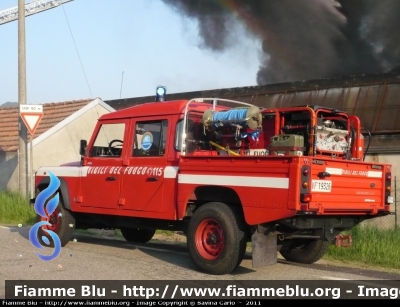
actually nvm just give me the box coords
[106,72,400,154]
[105,71,400,180]
[0,98,114,192]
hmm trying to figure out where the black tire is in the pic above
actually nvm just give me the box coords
[187,202,247,275]
[37,198,75,248]
[279,239,330,264]
[120,228,156,243]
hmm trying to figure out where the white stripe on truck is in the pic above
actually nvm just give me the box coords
[325,167,382,178]
[36,167,84,177]
[367,171,382,178]
[36,166,290,188]
[178,174,289,189]
[325,167,343,175]
[36,166,179,178]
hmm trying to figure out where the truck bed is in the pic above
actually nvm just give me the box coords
[178,155,391,225]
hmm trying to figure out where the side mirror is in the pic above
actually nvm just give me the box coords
[79,140,87,156]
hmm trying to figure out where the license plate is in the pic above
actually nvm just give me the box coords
[311,180,332,192]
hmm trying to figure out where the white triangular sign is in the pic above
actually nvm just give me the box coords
[25,114,40,129]
[20,113,43,135]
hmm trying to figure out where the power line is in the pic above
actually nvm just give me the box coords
[61,3,93,98]
[120,71,124,99]
[60,3,104,161]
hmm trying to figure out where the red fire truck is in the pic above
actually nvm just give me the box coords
[32,96,393,275]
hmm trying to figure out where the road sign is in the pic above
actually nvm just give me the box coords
[19,104,43,135]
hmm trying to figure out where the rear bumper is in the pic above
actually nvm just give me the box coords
[278,214,389,231]
[297,209,393,216]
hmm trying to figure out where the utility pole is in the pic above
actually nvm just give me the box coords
[18,0,28,197]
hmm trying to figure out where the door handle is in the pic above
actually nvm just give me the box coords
[106,176,117,181]
[147,177,158,182]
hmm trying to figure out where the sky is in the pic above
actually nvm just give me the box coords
[1,0,400,106]
[0,0,260,105]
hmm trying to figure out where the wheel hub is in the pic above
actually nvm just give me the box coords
[195,218,224,260]
[40,209,60,232]
[206,233,218,245]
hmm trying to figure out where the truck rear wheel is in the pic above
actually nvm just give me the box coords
[120,228,156,243]
[279,239,330,264]
[37,198,75,248]
[187,202,246,275]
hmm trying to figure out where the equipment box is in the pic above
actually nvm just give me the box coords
[269,134,305,156]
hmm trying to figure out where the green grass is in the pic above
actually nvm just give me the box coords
[326,225,400,269]
[0,190,36,226]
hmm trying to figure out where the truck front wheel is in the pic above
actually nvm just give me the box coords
[120,228,156,243]
[279,239,330,264]
[187,202,247,275]
[37,198,75,247]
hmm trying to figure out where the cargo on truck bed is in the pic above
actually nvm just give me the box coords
[31,96,393,275]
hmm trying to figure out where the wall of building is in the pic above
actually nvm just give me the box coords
[0,151,18,192]
[362,153,400,228]
[0,99,113,193]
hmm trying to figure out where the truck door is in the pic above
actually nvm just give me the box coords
[80,120,128,209]
[120,118,168,212]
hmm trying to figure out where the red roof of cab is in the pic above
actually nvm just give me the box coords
[99,99,216,120]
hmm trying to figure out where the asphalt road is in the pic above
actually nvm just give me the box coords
[1,225,400,299]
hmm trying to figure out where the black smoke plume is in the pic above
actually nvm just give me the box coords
[161,0,400,84]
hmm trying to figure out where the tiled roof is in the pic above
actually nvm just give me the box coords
[0,99,94,152]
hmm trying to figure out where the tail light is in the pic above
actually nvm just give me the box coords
[301,193,312,203]
[300,165,311,204]
[385,172,393,205]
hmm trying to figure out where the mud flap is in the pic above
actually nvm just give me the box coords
[251,227,277,268]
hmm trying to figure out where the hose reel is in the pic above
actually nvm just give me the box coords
[202,106,262,130]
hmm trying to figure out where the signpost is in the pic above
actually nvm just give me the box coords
[19,104,43,135]
[19,104,43,198]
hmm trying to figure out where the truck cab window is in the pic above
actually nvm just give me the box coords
[133,120,168,156]
[175,120,183,151]
[175,114,207,153]
[89,123,125,157]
